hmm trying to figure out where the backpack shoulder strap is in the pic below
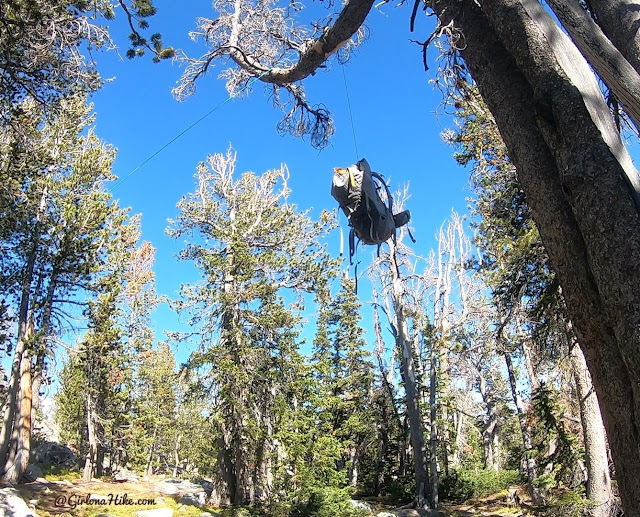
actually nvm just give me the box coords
[370,171,393,214]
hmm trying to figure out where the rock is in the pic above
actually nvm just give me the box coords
[351,500,376,514]
[112,467,140,483]
[22,482,49,493]
[134,510,173,517]
[32,442,77,467]
[156,482,179,496]
[156,478,207,501]
[194,478,214,496]
[376,513,396,517]
[21,464,44,483]
[178,493,206,507]
[0,487,39,517]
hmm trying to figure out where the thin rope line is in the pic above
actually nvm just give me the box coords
[109,73,268,191]
[341,63,359,161]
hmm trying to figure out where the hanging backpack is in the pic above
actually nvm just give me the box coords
[331,158,412,260]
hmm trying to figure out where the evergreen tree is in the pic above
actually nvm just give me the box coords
[0,94,126,483]
[55,218,160,479]
[0,0,172,123]
[311,276,375,489]
[167,148,337,506]
[129,342,178,475]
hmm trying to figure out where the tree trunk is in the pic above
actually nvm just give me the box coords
[388,243,430,507]
[570,344,612,517]
[478,375,501,471]
[521,340,539,394]
[145,426,158,477]
[172,433,182,478]
[0,188,47,481]
[210,431,235,507]
[348,446,359,488]
[429,0,640,512]
[544,0,640,131]
[586,0,640,76]
[2,341,33,484]
[429,346,439,508]
[504,351,542,503]
[83,392,98,482]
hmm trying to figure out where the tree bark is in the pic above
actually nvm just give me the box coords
[0,187,47,483]
[226,0,376,85]
[428,0,640,512]
[83,392,98,482]
[570,344,612,517]
[478,375,501,471]
[388,243,430,508]
[544,0,640,130]
[172,433,182,478]
[586,0,640,76]
[145,426,158,477]
[429,346,439,508]
[2,342,33,484]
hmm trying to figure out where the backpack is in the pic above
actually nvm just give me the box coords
[331,158,412,260]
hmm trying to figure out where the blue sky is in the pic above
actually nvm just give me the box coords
[88,0,472,363]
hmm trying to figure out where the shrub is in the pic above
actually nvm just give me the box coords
[439,468,522,502]
[290,486,363,517]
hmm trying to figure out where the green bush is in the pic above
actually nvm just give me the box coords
[439,468,522,502]
[539,489,594,517]
[291,486,363,517]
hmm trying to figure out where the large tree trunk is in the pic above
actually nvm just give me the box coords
[586,0,640,75]
[478,375,501,471]
[429,0,640,512]
[428,347,438,508]
[2,343,33,484]
[570,344,612,517]
[544,0,640,131]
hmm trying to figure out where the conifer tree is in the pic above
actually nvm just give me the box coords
[130,342,178,475]
[0,95,125,483]
[55,219,159,478]
[168,148,337,506]
[311,275,375,489]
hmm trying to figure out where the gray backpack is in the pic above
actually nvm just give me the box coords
[331,158,412,260]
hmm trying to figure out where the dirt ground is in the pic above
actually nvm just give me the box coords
[9,479,533,517]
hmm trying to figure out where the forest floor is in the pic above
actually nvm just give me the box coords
[11,478,537,517]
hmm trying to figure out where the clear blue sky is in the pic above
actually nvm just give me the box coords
[88,0,472,363]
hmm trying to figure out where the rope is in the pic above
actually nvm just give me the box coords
[109,71,270,192]
[341,63,359,161]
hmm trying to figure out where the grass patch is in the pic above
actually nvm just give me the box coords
[39,463,82,482]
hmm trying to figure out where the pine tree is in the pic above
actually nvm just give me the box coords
[130,342,178,475]
[167,148,337,506]
[0,94,124,483]
[311,276,374,489]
